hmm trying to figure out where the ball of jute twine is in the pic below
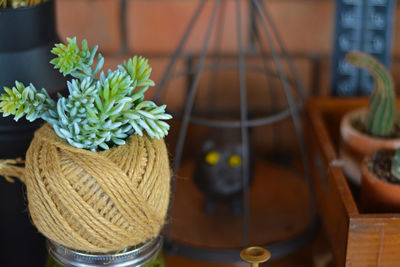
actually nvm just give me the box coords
[0,123,171,253]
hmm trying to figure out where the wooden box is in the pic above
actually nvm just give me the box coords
[307,98,400,267]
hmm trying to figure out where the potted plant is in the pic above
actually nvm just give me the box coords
[339,51,400,186]
[361,148,400,213]
[0,37,172,266]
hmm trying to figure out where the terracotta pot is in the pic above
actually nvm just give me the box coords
[340,108,400,185]
[361,155,400,213]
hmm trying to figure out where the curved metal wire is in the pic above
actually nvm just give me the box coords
[188,103,301,128]
[153,0,207,103]
[172,0,221,179]
[165,219,318,262]
[206,0,227,116]
[236,0,250,247]
[157,0,317,261]
[258,0,307,100]
[170,62,287,81]
[165,0,222,238]
[250,0,316,214]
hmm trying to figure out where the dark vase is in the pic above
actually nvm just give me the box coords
[0,1,66,266]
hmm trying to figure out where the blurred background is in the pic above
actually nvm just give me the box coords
[1,0,400,266]
[53,0,400,156]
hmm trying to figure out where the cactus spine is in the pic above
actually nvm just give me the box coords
[346,51,396,137]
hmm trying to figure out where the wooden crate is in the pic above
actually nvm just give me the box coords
[307,98,400,267]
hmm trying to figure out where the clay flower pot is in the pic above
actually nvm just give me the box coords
[340,108,400,185]
[361,153,400,213]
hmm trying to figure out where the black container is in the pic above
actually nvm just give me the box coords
[0,1,66,266]
[0,0,65,158]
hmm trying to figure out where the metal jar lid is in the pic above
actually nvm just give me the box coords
[47,236,162,267]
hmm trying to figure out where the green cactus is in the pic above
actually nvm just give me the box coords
[346,51,400,181]
[346,51,396,137]
[0,37,172,151]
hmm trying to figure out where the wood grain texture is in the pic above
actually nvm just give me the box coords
[307,100,351,266]
[307,98,400,267]
[347,217,400,266]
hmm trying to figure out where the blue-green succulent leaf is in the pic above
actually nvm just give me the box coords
[0,37,172,151]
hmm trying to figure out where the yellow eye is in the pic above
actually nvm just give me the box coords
[205,151,220,165]
[228,155,242,167]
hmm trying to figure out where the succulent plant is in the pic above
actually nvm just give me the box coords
[346,51,400,181]
[0,37,172,151]
[346,51,396,137]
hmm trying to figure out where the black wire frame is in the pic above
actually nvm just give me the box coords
[154,0,318,262]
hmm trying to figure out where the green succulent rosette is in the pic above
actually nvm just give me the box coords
[0,37,172,151]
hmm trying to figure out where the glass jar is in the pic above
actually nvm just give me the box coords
[46,236,165,267]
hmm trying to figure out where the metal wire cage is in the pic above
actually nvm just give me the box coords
[153,0,318,262]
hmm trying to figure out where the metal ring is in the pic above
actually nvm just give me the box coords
[164,219,319,263]
[47,236,162,267]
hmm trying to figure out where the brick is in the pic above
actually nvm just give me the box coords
[264,0,334,55]
[56,0,122,54]
[127,0,249,54]
[127,0,334,55]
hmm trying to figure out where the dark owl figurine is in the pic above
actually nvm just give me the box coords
[193,129,254,216]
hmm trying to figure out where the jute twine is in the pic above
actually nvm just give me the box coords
[0,123,171,253]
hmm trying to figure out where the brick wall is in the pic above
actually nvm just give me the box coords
[56,0,336,89]
[55,0,400,154]
[55,0,400,89]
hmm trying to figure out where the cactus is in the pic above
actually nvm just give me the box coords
[346,52,400,181]
[346,51,396,137]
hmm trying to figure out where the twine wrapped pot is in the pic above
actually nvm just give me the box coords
[13,123,170,253]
